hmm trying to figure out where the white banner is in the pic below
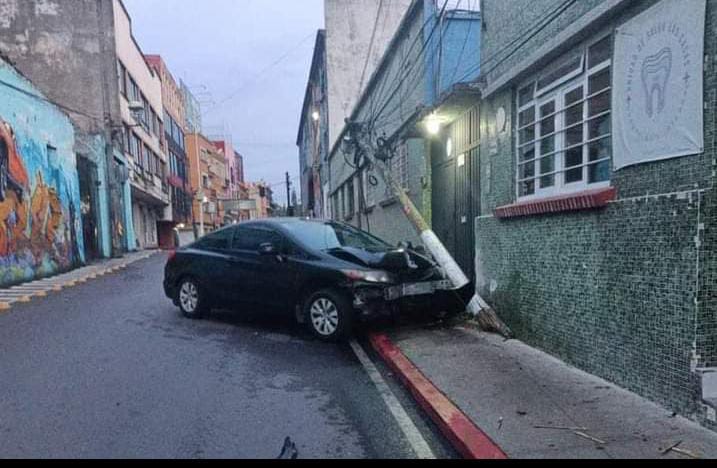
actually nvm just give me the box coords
[613,0,705,170]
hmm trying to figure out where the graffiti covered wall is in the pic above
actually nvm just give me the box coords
[0,58,84,286]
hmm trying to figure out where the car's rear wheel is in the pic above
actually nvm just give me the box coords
[304,289,353,342]
[177,277,207,319]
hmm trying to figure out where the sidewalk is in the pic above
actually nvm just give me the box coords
[0,250,160,310]
[373,323,717,459]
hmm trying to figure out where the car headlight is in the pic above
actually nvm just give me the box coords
[342,269,395,284]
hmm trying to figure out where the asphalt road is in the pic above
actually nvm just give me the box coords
[0,253,454,459]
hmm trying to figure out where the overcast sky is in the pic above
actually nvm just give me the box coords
[123,0,325,205]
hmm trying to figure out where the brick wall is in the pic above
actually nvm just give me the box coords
[477,0,717,426]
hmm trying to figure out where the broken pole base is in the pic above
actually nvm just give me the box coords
[467,295,514,339]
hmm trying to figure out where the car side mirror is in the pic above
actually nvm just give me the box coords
[258,243,277,256]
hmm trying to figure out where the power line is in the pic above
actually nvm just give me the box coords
[368,0,450,129]
[373,0,578,130]
[446,0,475,85]
[358,0,385,98]
[207,32,316,111]
[367,6,444,126]
[453,0,578,85]
[0,77,103,122]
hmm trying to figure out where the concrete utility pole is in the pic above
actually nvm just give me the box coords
[195,133,205,239]
[347,123,512,337]
[286,172,294,217]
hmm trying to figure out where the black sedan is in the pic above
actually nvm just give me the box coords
[164,218,459,341]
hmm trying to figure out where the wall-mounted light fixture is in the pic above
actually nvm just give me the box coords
[311,111,320,122]
[425,113,441,136]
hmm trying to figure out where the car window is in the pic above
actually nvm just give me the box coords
[232,227,271,251]
[193,228,233,251]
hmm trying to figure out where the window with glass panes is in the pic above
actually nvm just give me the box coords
[516,35,612,199]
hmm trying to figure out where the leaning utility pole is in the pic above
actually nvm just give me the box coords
[348,123,513,337]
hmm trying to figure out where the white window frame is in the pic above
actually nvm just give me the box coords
[515,34,613,201]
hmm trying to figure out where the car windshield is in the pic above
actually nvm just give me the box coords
[280,221,392,253]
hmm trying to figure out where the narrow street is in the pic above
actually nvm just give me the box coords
[0,253,454,459]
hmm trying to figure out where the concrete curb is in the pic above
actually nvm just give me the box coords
[368,332,508,460]
[0,251,160,313]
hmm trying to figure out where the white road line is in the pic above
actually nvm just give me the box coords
[349,340,436,460]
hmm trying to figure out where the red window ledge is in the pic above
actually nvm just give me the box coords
[494,187,616,219]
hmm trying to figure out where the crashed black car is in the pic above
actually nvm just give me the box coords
[164,218,461,341]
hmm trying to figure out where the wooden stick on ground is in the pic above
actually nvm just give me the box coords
[534,425,589,431]
[574,431,606,445]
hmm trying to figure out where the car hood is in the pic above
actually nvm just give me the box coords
[326,247,440,281]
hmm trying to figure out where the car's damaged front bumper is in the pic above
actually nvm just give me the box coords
[383,279,454,301]
[350,278,455,319]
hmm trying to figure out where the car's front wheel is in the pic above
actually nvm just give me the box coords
[304,289,353,342]
[177,277,207,319]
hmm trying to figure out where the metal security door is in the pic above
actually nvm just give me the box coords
[432,153,456,261]
[454,149,475,280]
[431,106,480,282]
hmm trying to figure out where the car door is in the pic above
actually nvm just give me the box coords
[189,228,236,307]
[224,225,298,310]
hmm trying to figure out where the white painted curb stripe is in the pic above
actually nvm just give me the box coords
[349,340,436,460]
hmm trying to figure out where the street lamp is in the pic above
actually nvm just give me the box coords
[311,111,320,122]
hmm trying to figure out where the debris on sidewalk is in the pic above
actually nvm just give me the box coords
[534,425,589,431]
[660,441,700,459]
[386,326,717,459]
[574,431,606,446]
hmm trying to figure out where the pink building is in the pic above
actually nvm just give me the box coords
[212,139,239,200]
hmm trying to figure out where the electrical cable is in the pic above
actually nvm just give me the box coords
[366,2,450,126]
[452,0,579,85]
[358,0,385,97]
[368,1,450,129]
[371,0,579,132]
[207,32,316,111]
[0,78,103,122]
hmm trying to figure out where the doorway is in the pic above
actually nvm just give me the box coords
[77,156,100,262]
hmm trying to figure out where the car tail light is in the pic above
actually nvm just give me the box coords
[167,250,177,263]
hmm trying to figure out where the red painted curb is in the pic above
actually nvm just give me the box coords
[369,333,508,460]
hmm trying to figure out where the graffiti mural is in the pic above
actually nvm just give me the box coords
[0,118,82,285]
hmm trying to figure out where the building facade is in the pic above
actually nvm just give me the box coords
[0,56,84,286]
[297,30,329,219]
[474,0,716,429]
[114,0,168,251]
[186,133,227,235]
[246,182,274,220]
[324,0,413,151]
[145,54,192,249]
[181,79,203,135]
[0,0,134,260]
[327,0,481,248]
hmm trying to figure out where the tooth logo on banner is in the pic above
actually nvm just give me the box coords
[641,47,672,118]
[613,0,704,169]
[625,21,691,144]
